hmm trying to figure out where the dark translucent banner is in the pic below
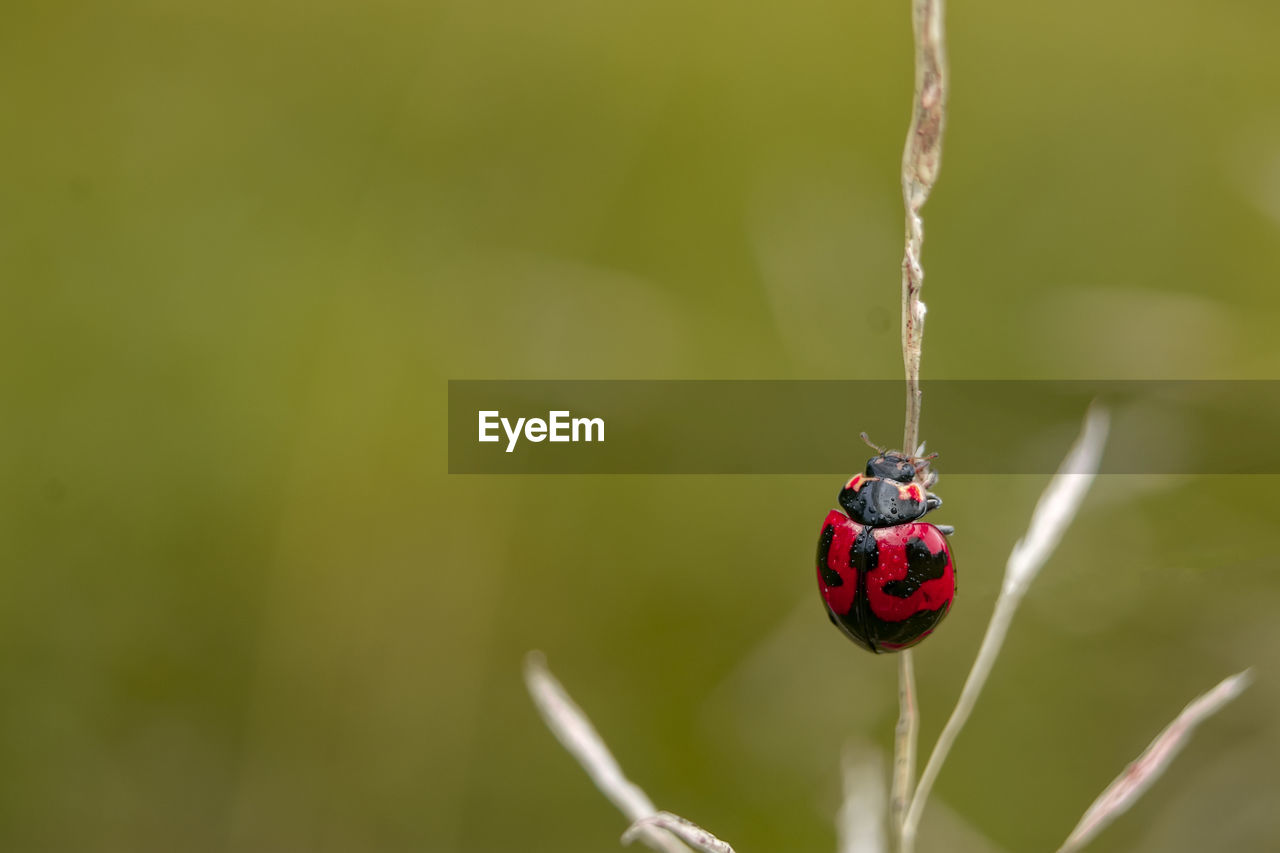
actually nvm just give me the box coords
[447,380,1278,474]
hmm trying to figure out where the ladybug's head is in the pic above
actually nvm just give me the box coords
[865,451,919,483]
[838,435,941,527]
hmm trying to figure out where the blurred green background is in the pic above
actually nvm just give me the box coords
[3,1,1280,851]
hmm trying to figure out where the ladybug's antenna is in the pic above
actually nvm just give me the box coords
[860,432,887,454]
[910,450,939,470]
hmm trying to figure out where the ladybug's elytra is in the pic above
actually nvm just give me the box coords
[817,436,956,653]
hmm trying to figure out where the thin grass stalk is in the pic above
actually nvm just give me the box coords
[624,813,737,853]
[1055,669,1253,853]
[899,407,1110,851]
[893,1,949,850]
[524,652,693,853]
[899,0,948,456]
[889,651,917,848]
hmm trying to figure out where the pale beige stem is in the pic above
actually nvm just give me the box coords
[900,0,948,456]
[524,653,693,853]
[894,3,948,851]
[900,408,1110,852]
[889,650,918,850]
[1055,670,1253,853]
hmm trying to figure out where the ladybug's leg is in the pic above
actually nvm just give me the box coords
[936,525,955,536]
[925,493,942,512]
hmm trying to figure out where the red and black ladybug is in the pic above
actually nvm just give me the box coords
[817,435,956,653]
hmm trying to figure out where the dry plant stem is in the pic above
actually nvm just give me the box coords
[1055,669,1253,853]
[523,652,693,853]
[893,0,948,847]
[624,813,737,853]
[899,0,948,456]
[889,651,917,845]
[899,407,1111,853]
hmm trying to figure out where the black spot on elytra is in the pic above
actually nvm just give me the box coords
[817,523,842,587]
[851,527,878,573]
[882,536,949,598]
[873,599,951,649]
[830,528,881,653]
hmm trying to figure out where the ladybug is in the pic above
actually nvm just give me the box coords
[817,435,956,653]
